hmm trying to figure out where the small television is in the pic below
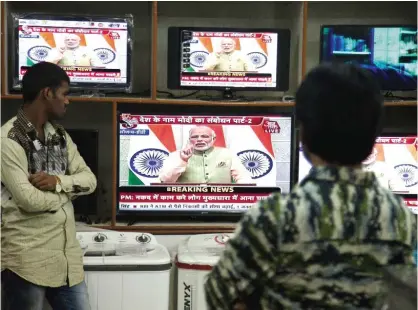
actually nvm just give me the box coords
[117,104,294,216]
[320,25,417,91]
[297,135,418,195]
[167,27,291,99]
[10,13,133,92]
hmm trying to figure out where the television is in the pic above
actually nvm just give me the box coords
[117,104,294,216]
[10,13,133,92]
[320,25,417,91]
[66,129,99,216]
[167,27,291,99]
[297,135,418,195]
[403,195,418,215]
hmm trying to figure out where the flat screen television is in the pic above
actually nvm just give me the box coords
[10,13,133,92]
[320,25,417,91]
[297,135,418,195]
[167,27,291,98]
[117,104,294,216]
[402,195,418,215]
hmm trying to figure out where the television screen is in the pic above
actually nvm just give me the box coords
[14,15,131,89]
[321,26,417,91]
[167,27,291,91]
[118,113,293,213]
[298,136,418,195]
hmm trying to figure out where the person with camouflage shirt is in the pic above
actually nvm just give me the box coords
[204,63,416,310]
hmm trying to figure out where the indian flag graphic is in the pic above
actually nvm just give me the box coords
[224,125,276,187]
[127,124,176,185]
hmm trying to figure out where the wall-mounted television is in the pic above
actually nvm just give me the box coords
[167,27,291,99]
[320,25,417,91]
[10,13,133,92]
[117,104,294,216]
[297,135,418,195]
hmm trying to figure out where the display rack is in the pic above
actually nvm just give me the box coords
[1,1,416,234]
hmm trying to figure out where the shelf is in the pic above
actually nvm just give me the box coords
[2,94,416,107]
[384,100,417,107]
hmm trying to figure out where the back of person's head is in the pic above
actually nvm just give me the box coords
[295,63,384,165]
[22,62,70,104]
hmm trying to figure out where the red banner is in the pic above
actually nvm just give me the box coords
[191,32,264,39]
[19,26,124,34]
[375,137,416,145]
[181,76,270,83]
[119,192,270,204]
[119,115,271,126]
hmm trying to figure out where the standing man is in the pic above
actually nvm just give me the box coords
[159,125,252,184]
[204,63,416,309]
[1,62,97,310]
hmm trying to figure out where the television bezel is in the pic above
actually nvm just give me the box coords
[115,103,296,217]
[9,13,133,92]
[319,24,418,91]
[167,26,291,92]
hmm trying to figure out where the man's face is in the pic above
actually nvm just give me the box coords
[189,127,215,151]
[221,39,235,53]
[45,82,70,120]
[64,35,80,49]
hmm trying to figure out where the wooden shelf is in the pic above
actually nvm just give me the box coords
[2,94,416,107]
[384,100,417,107]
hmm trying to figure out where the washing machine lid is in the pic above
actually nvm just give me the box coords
[83,243,172,270]
[79,231,171,270]
[177,233,232,267]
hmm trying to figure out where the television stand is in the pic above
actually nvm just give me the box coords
[199,88,250,102]
[78,90,106,98]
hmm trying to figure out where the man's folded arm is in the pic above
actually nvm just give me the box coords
[1,137,69,212]
[56,132,97,199]
[204,196,282,309]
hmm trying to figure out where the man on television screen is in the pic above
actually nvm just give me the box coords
[203,38,254,72]
[159,126,253,184]
[46,33,101,67]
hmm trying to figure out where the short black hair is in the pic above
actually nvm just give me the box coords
[295,63,384,165]
[22,62,70,104]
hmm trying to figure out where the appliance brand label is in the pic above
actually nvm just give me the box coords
[184,282,192,310]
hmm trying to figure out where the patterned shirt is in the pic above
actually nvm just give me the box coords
[1,109,97,287]
[205,166,416,310]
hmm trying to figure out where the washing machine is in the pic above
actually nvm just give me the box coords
[77,231,171,310]
[176,233,232,310]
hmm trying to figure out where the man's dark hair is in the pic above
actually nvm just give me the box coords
[22,62,70,104]
[295,63,384,165]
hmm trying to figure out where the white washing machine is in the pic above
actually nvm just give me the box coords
[176,233,232,310]
[78,231,171,310]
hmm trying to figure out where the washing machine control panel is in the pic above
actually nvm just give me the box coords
[76,232,158,246]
